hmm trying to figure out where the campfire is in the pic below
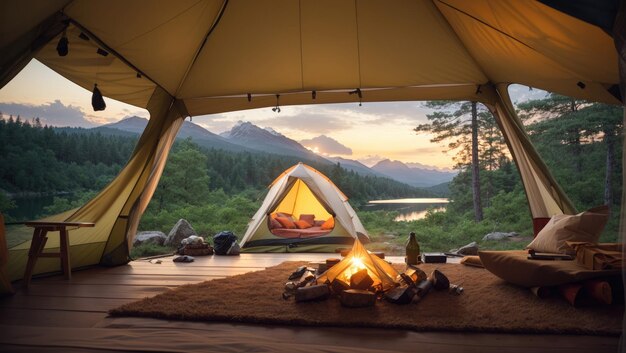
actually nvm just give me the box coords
[283,239,462,307]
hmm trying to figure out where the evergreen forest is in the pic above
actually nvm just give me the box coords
[0,93,622,257]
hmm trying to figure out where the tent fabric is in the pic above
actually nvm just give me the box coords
[0,1,623,283]
[0,213,12,294]
[483,84,577,219]
[5,87,184,280]
[240,163,367,252]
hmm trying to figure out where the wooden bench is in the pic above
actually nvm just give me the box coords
[23,221,95,287]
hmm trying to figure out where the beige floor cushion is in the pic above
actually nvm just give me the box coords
[479,250,621,287]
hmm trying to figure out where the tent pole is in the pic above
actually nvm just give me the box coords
[484,84,576,235]
[610,1,626,348]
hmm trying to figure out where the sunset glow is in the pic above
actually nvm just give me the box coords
[0,60,544,170]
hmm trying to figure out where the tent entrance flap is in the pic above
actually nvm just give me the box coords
[273,179,332,219]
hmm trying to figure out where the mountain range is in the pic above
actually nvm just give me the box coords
[371,159,456,188]
[96,117,454,187]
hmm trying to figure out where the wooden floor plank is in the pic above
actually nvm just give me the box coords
[35,274,219,286]
[0,253,616,353]
[17,283,176,299]
[0,296,132,312]
[0,307,106,328]
[84,265,262,276]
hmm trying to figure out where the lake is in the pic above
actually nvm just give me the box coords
[5,194,61,221]
[365,198,449,221]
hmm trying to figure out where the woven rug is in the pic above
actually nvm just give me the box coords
[110,261,623,335]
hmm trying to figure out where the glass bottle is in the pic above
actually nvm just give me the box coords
[405,232,421,265]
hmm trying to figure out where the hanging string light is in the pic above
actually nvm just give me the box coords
[349,88,362,106]
[56,30,69,56]
[92,47,106,111]
[92,84,106,111]
[272,94,281,113]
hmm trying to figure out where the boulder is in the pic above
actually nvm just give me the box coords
[165,219,197,247]
[482,232,519,241]
[450,241,479,255]
[133,231,166,247]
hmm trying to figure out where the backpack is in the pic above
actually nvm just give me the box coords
[213,231,240,255]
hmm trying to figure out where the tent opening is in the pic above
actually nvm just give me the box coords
[240,163,368,253]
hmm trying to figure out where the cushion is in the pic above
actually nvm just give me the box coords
[294,220,313,229]
[526,205,609,255]
[275,216,296,229]
[268,218,282,230]
[479,250,621,287]
[276,212,294,220]
[321,217,334,230]
[299,214,315,226]
[314,220,324,227]
[460,256,484,268]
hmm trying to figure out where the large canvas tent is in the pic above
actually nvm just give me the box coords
[0,1,624,285]
[240,163,368,252]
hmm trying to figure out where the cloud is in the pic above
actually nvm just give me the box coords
[194,101,429,135]
[262,112,353,134]
[508,84,549,104]
[300,135,353,155]
[0,100,96,128]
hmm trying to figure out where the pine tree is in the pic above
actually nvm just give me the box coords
[414,101,506,221]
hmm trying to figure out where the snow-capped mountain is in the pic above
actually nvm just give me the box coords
[220,121,323,160]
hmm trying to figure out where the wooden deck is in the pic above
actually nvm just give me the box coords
[0,253,620,353]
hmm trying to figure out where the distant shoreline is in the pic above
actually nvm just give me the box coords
[368,198,449,204]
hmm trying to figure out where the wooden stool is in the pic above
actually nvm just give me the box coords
[23,221,95,287]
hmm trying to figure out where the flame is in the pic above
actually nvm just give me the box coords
[341,256,367,282]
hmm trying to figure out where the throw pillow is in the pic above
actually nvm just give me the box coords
[268,218,282,229]
[526,205,609,255]
[299,214,315,227]
[276,216,296,229]
[294,220,313,229]
[321,217,334,230]
[276,212,294,221]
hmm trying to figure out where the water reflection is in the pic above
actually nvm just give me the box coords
[365,198,448,222]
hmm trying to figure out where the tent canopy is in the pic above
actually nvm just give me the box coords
[0,1,623,279]
[240,163,368,253]
[2,1,620,111]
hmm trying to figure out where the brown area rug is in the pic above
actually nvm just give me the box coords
[110,261,623,336]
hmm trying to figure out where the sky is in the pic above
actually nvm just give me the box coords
[0,59,547,170]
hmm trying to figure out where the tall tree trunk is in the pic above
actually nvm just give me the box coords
[604,129,615,208]
[573,130,582,174]
[471,101,483,221]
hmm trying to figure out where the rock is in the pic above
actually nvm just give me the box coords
[482,232,519,241]
[181,235,205,246]
[133,231,166,247]
[165,219,197,247]
[450,241,479,255]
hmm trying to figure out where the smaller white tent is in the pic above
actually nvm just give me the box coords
[240,163,368,252]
